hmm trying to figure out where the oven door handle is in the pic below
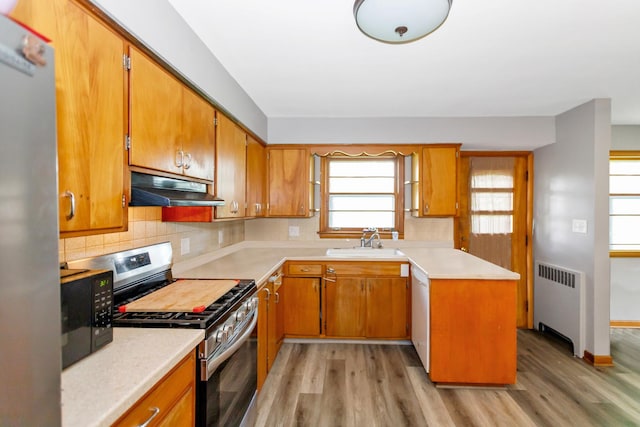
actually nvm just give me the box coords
[202,309,258,381]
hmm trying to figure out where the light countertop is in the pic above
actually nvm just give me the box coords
[173,241,520,283]
[61,328,203,427]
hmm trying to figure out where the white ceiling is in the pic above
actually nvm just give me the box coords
[168,0,640,124]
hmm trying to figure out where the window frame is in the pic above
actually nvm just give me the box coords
[318,154,405,239]
[609,150,640,257]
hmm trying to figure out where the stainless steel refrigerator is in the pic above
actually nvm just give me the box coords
[0,14,61,426]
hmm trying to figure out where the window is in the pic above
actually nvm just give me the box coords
[610,152,640,254]
[319,155,403,237]
[469,157,515,235]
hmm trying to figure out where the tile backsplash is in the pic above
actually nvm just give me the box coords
[244,214,453,242]
[59,207,244,264]
[59,209,453,263]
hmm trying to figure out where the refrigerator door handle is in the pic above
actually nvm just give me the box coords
[63,190,75,220]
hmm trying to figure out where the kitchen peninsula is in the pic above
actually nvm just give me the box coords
[173,241,520,385]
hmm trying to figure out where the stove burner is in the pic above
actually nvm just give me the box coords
[112,279,256,330]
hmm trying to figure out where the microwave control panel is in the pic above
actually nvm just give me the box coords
[91,272,113,351]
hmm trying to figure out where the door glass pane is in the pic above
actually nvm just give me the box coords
[468,157,515,269]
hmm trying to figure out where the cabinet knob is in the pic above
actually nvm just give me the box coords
[424,203,430,214]
[183,152,192,169]
[175,150,184,167]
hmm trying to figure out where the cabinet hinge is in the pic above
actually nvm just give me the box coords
[525,234,528,246]
[455,150,459,158]
[123,54,131,71]
[125,135,131,150]
[455,202,459,210]
[525,300,529,312]
[266,152,270,160]
[122,194,126,208]
[213,117,218,126]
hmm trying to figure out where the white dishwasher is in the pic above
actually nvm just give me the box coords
[411,266,430,373]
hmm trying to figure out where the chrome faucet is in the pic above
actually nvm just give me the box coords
[360,228,383,248]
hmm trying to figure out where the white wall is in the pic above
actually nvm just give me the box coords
[89,0,268,141]
[533,99,611,356]
[610,125,640,321]
[269,116,556,150]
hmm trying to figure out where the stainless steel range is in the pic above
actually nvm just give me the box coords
[66,242,258,427]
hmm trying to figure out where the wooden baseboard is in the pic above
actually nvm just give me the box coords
[583,350,614,367]
[610,320,640,328]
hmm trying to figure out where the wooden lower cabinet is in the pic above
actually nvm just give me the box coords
[325,276,408,339]
[283,276,321,337]
[257,275,285,391]
[325,277,366,337]
[113,351,196,427]
[429,278,517,385]
[366,278,409,338]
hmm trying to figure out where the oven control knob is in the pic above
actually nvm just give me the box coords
[224,324,234,336]
[215,328,228,343]
[235,310,246,322]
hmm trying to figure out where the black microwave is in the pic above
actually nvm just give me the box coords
[60,269,114,369]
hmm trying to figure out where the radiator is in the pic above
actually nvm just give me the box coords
[533,261,586,357]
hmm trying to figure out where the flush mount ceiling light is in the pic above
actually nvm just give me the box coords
[353,0,452,44]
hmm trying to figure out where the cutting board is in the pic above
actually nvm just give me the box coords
[119,279,239,313]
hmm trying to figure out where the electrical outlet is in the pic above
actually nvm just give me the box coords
[180,237,190,255]
[572,219,587,234]
[218,230,224,244]
[288,226,300,237]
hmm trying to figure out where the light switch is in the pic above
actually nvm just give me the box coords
[572,219,587,234]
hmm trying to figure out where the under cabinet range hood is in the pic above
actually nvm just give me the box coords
[130,172,225,207]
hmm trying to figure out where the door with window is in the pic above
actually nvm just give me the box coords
[455,154,532,328]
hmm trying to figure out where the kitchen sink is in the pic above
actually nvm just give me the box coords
[325,247,406,258]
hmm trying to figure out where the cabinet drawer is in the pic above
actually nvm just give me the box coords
[286,263,323,276]
[113,351,196,427]
[325,262,404,277]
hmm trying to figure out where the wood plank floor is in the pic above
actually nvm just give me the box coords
[256,329,640,426]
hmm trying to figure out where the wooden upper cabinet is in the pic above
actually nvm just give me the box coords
[12,0,127,236]
[412,145,460,217]
[129,47,215,181]
[267,147,313,217]
[246,136,266,217]
[215,113,246,218]
[180,87,215,181]
[129,46,183,176]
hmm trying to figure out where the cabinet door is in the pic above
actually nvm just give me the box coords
[366,278,408,338]
[283,277,320,336]
[419,146,459,216]
[257,284,271,390]
[215,113,246,218]
[267,148,310,217]
[129,46,183,176]
[325,277,366,338]
[246,136,266,217]
[12,0,127,234]
[274,281,285,354]
[181,88,215,181]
